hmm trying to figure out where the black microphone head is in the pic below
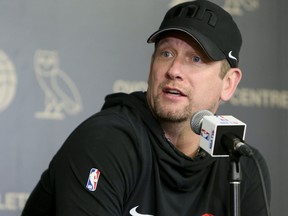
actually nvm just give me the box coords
[190,110,213,135]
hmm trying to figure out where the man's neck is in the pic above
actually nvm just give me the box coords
[161,121,200,158]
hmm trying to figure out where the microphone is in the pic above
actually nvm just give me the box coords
[191,110,253,157]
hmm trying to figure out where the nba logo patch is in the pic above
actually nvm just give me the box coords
[86,168,101,191]
[200,128,210,141]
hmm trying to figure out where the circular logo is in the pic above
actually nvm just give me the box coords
[0,50,17,112]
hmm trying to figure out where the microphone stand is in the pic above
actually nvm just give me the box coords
[228,152,242,216]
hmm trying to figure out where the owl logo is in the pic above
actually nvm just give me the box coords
[34,50,82,120]
[223,0,259,15]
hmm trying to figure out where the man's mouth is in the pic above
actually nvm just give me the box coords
[163,88,186,96]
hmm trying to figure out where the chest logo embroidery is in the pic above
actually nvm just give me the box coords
[129,206,154,216]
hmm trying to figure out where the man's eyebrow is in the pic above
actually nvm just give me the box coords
[157,38,171,46]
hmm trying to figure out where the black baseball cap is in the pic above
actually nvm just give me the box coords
[147,0,242,68]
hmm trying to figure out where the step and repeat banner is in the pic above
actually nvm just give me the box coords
[0,0,287,215]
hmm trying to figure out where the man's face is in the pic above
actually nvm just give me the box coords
[147,32,225,123]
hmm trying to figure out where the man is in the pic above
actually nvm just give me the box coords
[22,0,271,215]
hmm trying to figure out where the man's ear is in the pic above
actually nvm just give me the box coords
[221,68,242,101]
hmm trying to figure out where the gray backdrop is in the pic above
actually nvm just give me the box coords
[0,0,286,215]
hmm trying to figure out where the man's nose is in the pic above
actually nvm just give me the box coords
[166,57,184,80]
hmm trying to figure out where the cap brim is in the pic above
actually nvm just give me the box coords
[147,27,226,61]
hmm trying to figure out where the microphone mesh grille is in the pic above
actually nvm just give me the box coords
[190,110,213,135]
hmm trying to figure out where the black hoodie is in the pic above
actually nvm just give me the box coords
[22,92,271,216]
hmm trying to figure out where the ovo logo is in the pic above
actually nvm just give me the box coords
[223,0,259,15]
[34,50,82,120]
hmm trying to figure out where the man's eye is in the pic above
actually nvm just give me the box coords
[192,55,202,63]
[161,51,173,58]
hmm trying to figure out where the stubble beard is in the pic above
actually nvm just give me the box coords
[151,93,192,123]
